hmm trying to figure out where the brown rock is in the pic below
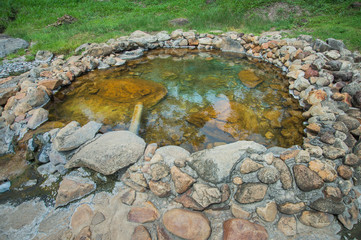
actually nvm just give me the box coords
[223,218,268,240]
[231,203,251,219]
[309,160,337,182]
[332,92,345,101]
[256,202,278,222]
[0,85,19,105]
[40,71,53,77]
[344,153,360,166]
[131,226,151,240]
[127,201,160,223]
[71,204,93,235]
[240,158,263,174]
[66,71,75,81]
[129,172,148,188]
[163,208,211,240]
[293,164,324,191]
[264,110,282,128]
[55,178,95,207]
[338,214,353,230]
[232,177,243,185]
[171,166,195,194]
[307,90,327,105]
[123,173,147,192]
[27,107,49,129]
[151,163,170,181]
[74,226,91,240]
[323,186,342,201]
[278,202,306,215]
[261,42,269,49]
[234,183,268,204]
[277,216,296,236]
[120,188,136,205]
[157,225,171,240]
[304,67,319,79]
[280,150,300,161]
[273,158,293,189]
[144,143,157,161]
[238,69,264,88]
[190,183,222,208]
[174,189,204,211]
[323,146,346,160]
[38,79,62,90]
[149,180,171,197]
[188,38,199,46]
[220,184,230,202]
[337,165,353,179]
[14,102,32,116]
[299,210,334,228]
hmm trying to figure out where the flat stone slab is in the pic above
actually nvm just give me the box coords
[55,176,95,207]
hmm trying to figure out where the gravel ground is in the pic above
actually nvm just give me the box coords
[0,57,39,78]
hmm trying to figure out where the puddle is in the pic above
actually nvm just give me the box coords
[47,49,305,152]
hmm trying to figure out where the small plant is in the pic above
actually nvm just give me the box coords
[25,54,35,62]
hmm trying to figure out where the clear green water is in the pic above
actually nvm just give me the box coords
[47,49,305,152]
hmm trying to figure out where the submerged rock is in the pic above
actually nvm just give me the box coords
[65,131,146,175]
[238,69,264,88]
[54,77,167,125]
[188,141,266,183]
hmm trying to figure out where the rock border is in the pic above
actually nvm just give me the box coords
[0,29,361,239]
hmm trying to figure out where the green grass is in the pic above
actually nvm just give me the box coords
[0,0,360,57]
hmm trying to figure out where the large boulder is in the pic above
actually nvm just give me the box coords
[65,131,146,175]
[0,36,29,58]
[187,141,266,183]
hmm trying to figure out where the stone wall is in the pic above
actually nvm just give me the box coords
[0,29,361,240]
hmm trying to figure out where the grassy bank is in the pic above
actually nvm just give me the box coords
[0,0,360,57]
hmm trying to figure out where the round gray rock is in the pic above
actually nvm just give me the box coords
[0,37,29,58]
[257,167,280,184]
[65,131,146,175]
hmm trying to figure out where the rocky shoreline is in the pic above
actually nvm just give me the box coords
[0,30,361,239]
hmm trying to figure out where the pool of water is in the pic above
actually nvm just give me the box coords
[47,49,305,151]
